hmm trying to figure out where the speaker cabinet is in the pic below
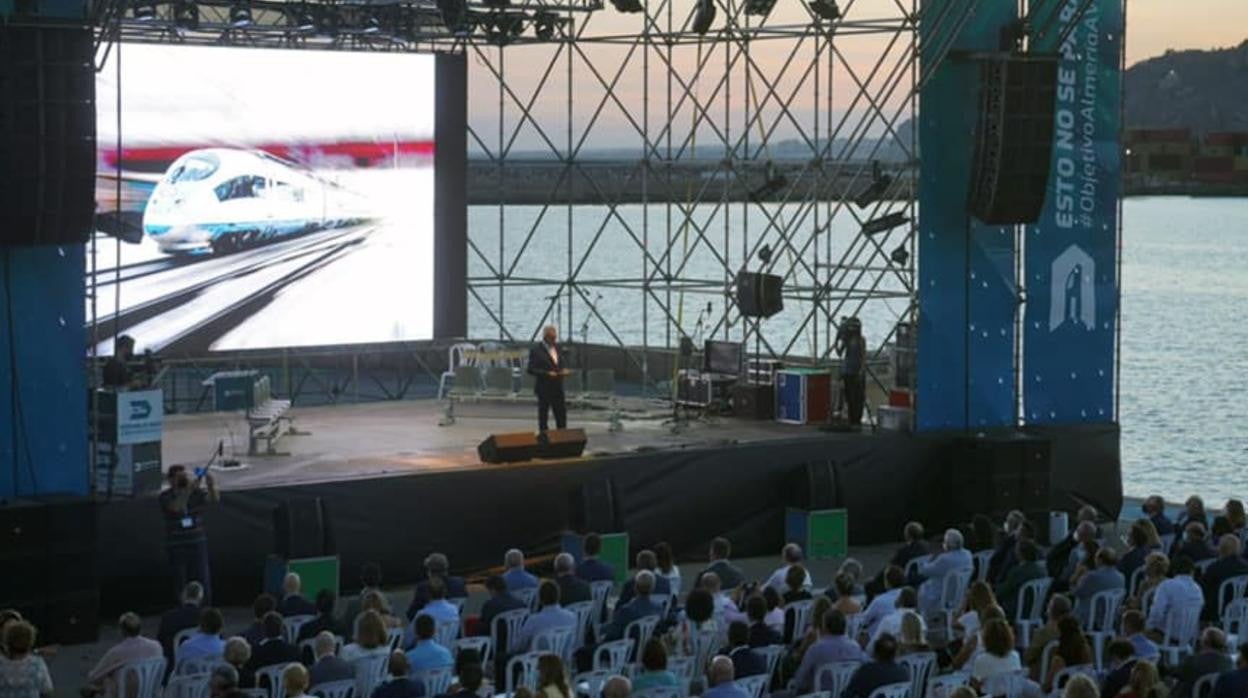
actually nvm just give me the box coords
[734,271,784,318]
[536,428,588,459]
[0,24,96,246]
[274,498,335,560]
[732,383,775,420]
[968,55,1059,225]
[478,432,540,463]
[950,435,1052,520]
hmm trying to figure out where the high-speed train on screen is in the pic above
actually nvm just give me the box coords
[142,148,373,254]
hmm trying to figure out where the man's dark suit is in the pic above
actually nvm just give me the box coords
[527,341,567,432]
[867,540,929,598]
[246,638,301,674]
[297,613,347,644]
[1118,545,1153,581]
[698,560,746,590]
[556,574,593,606]
[728,646,768,678]
[1212,667,1248,698]
[577,558,615,584]
[747,622,783,648]
[157,603,202,670]
[478,593,527,637]
[1201,556,1248,621]
[1100,659,1136,698]
[279,594,318,618]
[309,656,356,687]
[1172,651,1234,698]
[406,575,469,620]
[843,661,909,698]
[603,596,666,641]
[617,574,672,607]
[371,677,426,698]
[986,534,1019,584]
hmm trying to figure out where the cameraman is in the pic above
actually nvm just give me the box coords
[835,317,867,428]
[159,465,219,604]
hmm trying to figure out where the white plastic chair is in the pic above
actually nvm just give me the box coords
[1048,664,1096,698]
[1128,566,1146,597]
[897,651,937,698]
[795,693,832,698]
[786,600,817,643]
[1159,604,1202,666]
[925,671,969,698]
[1037,641,1059,688]
[737,674,769,698]
[1085,588,1126,670]
[1218,575,1248,621]
[310,679,354,698]
[633,689,683,698]
[506,651,544,694]
[814,661,860,696]
[1141,585,1160,619]
[174,628,197,650]
[117,657,166,698]
[624,616,662,660]
[352,653,389,698]
[414,666,454,696]
[1014,577,1052,649]
[299,636,344,664]
[533,626,576,664]
[755,644,786,683]
[166,672,211,698]
[1222,598,1248,642]
[973,550,995,583]
[869,681,914,698]
[492,608,530,657]
[567,601,595,649]
[178,657,227,678]
[1159,534,1176,554]
[594,639,635,672]
[439,342,478,399]
[434,618,461,648]
[574,669,616,698]
[453,636,493,664]
[933,570,972,642]
[284,614,316,644]
[591,581,615,624]
[513,587,538,611]
[255,663,288,698]
[693,626,722,676]
[386,627,403,651]
[1193,672,1220,698]
[668,656,697,683]
[846,613,867,646]
[1196,559,1217,575]
[982,670,1029,698]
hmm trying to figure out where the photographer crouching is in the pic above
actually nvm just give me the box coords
[159,465,219,604]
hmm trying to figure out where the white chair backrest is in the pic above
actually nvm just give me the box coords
[795,693,832,698]
[897,651,937,698]
[1141,586,1160,618]
[1088,589,1126,633]
[1038,641,1058,687]
[1162,604,1202,648]
[940,570,972,613]
[814,661,861,696]
[1193,672,1220,698]
[693,626,722,675]
[283,615,316,645]
[117,657,166,698]
[513,587,538,611]
[310,679,355,698]
[869,681,914,698]
[352,653,389,698]
[1159,534,1176,553]
[593,638,635,673]
[1218,575,1248,619]
[453,636,493,664]
[506,651,544,694]
[566,601,596,649]
[178,657,227,678]
[755,644,786,681]
[973,550,995,583]
[624,615,662,658]
[533,626,576,663]
[433,618,461,648]
[667,656,697,681]
[574,670,616,698]
[846,613,867,645]
[1196,559,1217,575]
[450,342,477,369]
[591,581,614,618]
[904,559,922,582]
[386,627,404,651]
[737,674,769,698]
[414,666,454,696]
[1222,598,1248,636]
[1050,664,1097,695]
[633,689,683,698]
[1018,577,1053,623]
[166,672,211,698]
[787,600,817,641]
[924,672,969,698]
[981,670,1028,698]
[255,663,288,698]
[1129,566,1146,597]
[492,608,530,656]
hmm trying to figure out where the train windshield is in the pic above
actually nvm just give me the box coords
[215,175,267,201]
[168,154,220,183]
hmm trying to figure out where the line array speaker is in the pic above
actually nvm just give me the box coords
[734,271,784,318]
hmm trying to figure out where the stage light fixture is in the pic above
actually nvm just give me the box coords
[228,1,253,26]
[608,0,644,13]
[890,244,909,266]
[692,0,716,35]
[484,12,525,44]
[807,0,839,21]
[861,212,910,236]
[173,0,199,28]
[131,0,158,21]
[744,0,775,17]
[757,243,773,265]
[534,11,560,40]
[854,161,894,209]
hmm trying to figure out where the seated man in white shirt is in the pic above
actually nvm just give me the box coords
[701,573,746,625]
[1146,556,1204,639]
[917,529,973,618]
[860,566,905,640]
[763,544,814,592]
[868,587,925,653]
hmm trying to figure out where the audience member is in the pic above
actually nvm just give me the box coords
[1171,628,1231,698]
[917,529,973,617]
[1122,660,1167,698]
[843,634,909,698]
[364,591,403,630]
[897,611,930,656]
[1211,641,1248,698]
[703,656,750,698]
[84,612,162,698]
[1211,516,1235,545]
[828,572,859,616]
[653,542,682,597]
[514,581,576,653]
[308,631,353,688]
[210,665,243,698]
[631,640,680,692]
[406,553,467,620]
[617,550,672,606]
[553,553,593,606]
[404,615,453,673]
[536,654,570,698]
[158,582,205,669]
[1069,537,1102,590]
[1119,520,1162,582]
[603,571,664,642]
[503,549,539,592]
[1047,507,1098,584]
[970,618,1021,689]
[869,587,924,652]
[950,582,998,669]
[986,511,1027,584]
[246,612,300,675]
[743,594,781,648]
[1146,556,1202,636]
[239,595,278,647]
[1176,522,1217,563]
[297,590,346,643]
[478,576,527,639]
[698,537,745,591]
[1041,616,1093,694]
[1142,496,1174,537]
[861,566,905,639]
[1072,548,1126,625]
[177,608,227,667]
[1201,534,1248,621]
[1175,496,1209,539]
[790,596,834,664]
[791,610,866,693]
[1099,639,1137,698]
[1225,500,1247,537]
[761,587,786,634]
[601,676,631,698]
[701,573,742,623]
[1023,594,1071,679]
[576,534,616,583]
[1062,674,1100,698]
[668,588,717,657]
[279,573,318,618]
[343,563,387,629]
[159,464,218,604]
[997,539,1046,619]
[0,621,51,697]
[1056,520,1100,590]
[764,544,813,593]
[867,522,928,598]
[447,649,487,698]
[724,622,767,679]
[1134,553,1170,607]
[223,637,254,689]
[1120,610,1160,664]
[403,578,459,649]
[373,651,425,698]
[342,611,392,663]
[282,663,311,698]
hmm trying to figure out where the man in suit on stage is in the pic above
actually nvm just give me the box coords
[528,325,569,433]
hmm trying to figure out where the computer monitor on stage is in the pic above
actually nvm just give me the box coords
[705,340,743,376]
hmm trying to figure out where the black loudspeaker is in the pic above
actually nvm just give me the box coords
[0,501,49,602]
[784,461,839,511]
[732,383,774,420]
[536,428,588,459]
[274,498,336,560]
[951,436,1052,520]
[734,271,784,318]
[0,24,96,246]
[968,55,1059,225]
[570,478,618,533]
[478,432,540,463]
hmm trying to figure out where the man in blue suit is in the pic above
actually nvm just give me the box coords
[576,533,615,583]
[602,571,665,641]
[1072,548,1126,626]
[917,529,973,618]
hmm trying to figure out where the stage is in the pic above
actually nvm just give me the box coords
[91,396,1123,612]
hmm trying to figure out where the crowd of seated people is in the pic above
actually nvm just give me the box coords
[18,496,1248,698]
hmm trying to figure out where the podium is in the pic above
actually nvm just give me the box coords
[90,389,164,497]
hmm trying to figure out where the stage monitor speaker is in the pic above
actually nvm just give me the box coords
[274,497,336,560]
[732,383,774,420]
[951,435,1052,520]
[570,478,618,533]
[784,460,839,511]
[537,428,587,459]
[478,431,540,463]
[734,271,784,318]
[968,55,1059,225]
[0,24,96,246]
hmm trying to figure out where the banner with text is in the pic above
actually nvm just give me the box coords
[1023,0,1123,424]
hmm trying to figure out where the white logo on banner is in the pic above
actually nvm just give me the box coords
[1049,244,1096,332]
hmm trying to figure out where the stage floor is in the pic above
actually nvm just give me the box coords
[164,397,839,491]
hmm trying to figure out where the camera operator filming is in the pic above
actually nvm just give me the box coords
[158,464,220,603]
[835,317,867,429]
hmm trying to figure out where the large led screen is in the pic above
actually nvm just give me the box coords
[92,45,462,354]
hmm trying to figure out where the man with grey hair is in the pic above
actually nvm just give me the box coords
[1172,627,1233,698]
[553,551,592,605]
[503,548,538,592]
[406,551,467,620]
[279,571,317,617]
[601,675,632,698]
[527,324,569,432]
[617,549,672,606]
[763,543,814,592]
[209,664,241,698]
[986,510,1028,584]
[85,612,162,697]
[916,528,972,617]
[702,656,750,698]
[308,630,354,687]
[602,570,664,641]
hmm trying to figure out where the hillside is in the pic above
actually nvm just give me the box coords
[1125,40,1248,133]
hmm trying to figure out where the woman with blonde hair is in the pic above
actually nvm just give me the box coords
[1062,674,1099,698]
[897,611,930,656]
[1121,660,1167,698]
[950,582,998,669]
[223,636,255,688]
[342,610,392,663]
[282,663,311,698]
[536,654,570,698]
[1132,552,1170,610]
[362,590,403,629]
